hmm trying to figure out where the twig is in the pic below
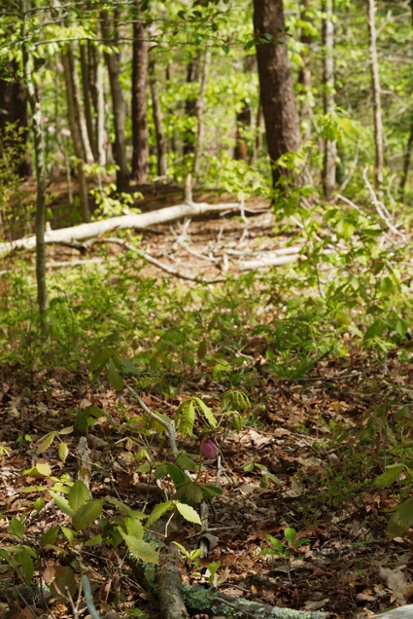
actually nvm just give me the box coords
[82,574,101,619]
[362,166,405,238]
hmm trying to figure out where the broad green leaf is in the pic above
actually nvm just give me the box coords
[37,432,56,455]
[50,492,75,517]
[34,497,45,511]
[194,397,217,429]
[40,527,59,547]
[106,497,146,519]
[176,400,195,437]
[8,518,25,538]
[115,356,140,375]
[60,527,76,543]
[284,528,297,545]
[154,462,190,488]
[89,347,111,372]
[58,442,69,463]
[122,516,144,539]
[146,501,174,528]
[266,535,284,553]
[119,532,158,564]
[15,549,34,582]
[387,498,413,538]
[72,499,103,532]
[84,534,103,547]
[58,426,73,435]
[175,480,204,504]
[68,480,90,511]
[175,452,197,471]
[176,502,202,525]
[108,358,124,391]
[375,464,405,489]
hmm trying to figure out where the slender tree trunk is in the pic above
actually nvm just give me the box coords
[234,102,251,161]
[80,43,98,162]
[101,10,130,192]
[322,0,336,200]
[399,0,413,200]
[148,54,167,177]
[21,0,48,323]
[183,56,200,157]
[193,47,210,176]
[298,0,313,141]
[253,0,302,190]
[89,44,106,166]
[62,47,91,222]
[131,19,149,183]
[367,0,384,190]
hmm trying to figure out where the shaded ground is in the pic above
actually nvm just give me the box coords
[1,184,413,619]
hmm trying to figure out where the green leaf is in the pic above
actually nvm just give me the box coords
[176,400,195,437]
[175,451,197,471]
[115,355,140,375]
[15,549,34,582]
[375,464,405,488]
[106,497,146,519]
[40,527,59,548]
[36,432,57,455]
[154,462,190,489]
[72,499,103,532]
[8,517,25,538]
[84,534,103,547]
[122,516,144,539]
[58,442,69,463]
[284,528,297,545]
[108,358,124,390]
[60,527,76,543]
[89,347,111,372]
[176,502,202,525]
[175,480,204,504]
[146,501,175,528]
[50,492,75,517]
[387,497,413,538]
[68,480,90,511]
[266,535,284,553]
[119,532,159,564]
[194,397,217,429]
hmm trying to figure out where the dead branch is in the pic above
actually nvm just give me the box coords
[239,252,300,271]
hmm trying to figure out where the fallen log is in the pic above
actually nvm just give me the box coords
[0,201,241,255]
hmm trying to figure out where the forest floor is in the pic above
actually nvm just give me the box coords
[1,183,413,619]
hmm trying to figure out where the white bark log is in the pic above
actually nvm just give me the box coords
[0,201,241,255]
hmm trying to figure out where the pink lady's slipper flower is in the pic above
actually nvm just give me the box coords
[201,438,219,459]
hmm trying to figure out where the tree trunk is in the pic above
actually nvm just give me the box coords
[101,10,130,193]
[234,102,252,161]
[399,0,413,200]
[131,19,149,183]
[79,43,98,162]
[183,56,200,157]
[193,47,210,176]
[88,44,106,167]
[253,0,302,189]
[322,0,336,200]
[61,47,91,222]
[21,0,48,323]
[0,61,31,178]
[148,54,167,177]
[367,0,384,190]
[298,0,313,141]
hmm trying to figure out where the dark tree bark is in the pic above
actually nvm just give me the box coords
[0,61,31,178]
[253,0,302,189]
[131,19,149,183]
[234,102,252,161]
[183,56,200,157]
[148,54,167,177]
[79,42,98,162]
[101,10,130,193]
